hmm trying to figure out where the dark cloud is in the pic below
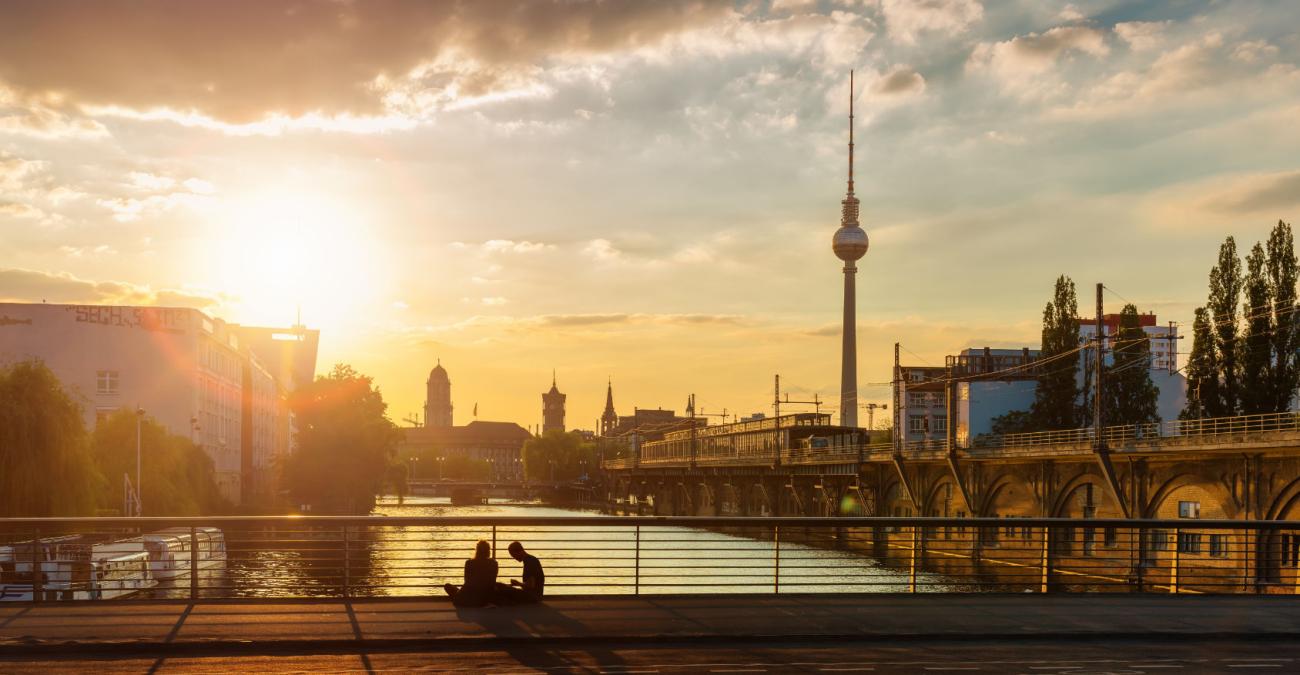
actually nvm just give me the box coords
[0,0,730,123]
[1206,171,1300,214]
[874,66,925,95]
[0,268,220,308]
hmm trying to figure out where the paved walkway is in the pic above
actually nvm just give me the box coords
[2,594,1298,656]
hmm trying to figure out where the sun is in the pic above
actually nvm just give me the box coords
[201,187,386,329]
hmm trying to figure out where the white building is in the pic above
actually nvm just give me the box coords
[0,303,317,505]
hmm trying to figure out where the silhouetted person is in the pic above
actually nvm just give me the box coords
[443,540,497,607]
[493,541,545,605]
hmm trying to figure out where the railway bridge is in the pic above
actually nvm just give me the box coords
[601,411,1300,528]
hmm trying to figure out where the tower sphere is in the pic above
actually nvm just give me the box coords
[833,224,869,261]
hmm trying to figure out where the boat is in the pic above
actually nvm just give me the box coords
[142,527,227,580]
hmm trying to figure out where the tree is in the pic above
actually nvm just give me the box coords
[1208,237,1243,414]
[90,409,229,516]
[1265,220,1299,412]
[522,430,597,482]
[0,360,100,516]
[1029,275,1082,430]
[1182,307,1221,420]
[282,364,403,514]
[1104,304,1161,425]
[1240,242,1272,414]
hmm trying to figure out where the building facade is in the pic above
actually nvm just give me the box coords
[398,421,531,481]
[0,303,315,505]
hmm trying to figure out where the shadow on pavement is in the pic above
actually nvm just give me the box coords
[455,603,628,672]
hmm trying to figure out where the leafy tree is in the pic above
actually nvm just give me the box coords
[283,364,403,514]
[441,455,491,481]
[1182,307,1221,420]
[989,409,1035,436]
[1241,242,1273,414]
[1104,304,1160,425]
[523,430,597,482]
[0,360,100,516]
[90,409,228,516]
[1208,237,1243,414]
[1265,220,1299,412]
[1029,275,1082,430]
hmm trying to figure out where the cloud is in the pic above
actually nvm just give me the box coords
[873,66,926,96]
[1114,21,1169,53]
[0,268,224,308]
[1199,170,1300,215]
[969,25,1108,78]
[879,0,982,45]
[0,0,732,125]
[481,239,555,254]
[582,238,623,262]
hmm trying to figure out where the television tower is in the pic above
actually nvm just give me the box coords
[831,71,869,428]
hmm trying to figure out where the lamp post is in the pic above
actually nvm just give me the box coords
[135,407,145,516]
[436,457,445,480]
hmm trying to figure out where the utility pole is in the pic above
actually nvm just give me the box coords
[1167,320,1177,375]
[892,343,901,456]
[773,375,782,465]
[1094,283,1104,450]
[135,407,145,517]
[688,393,697,469]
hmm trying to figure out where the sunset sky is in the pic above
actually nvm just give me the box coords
[1,0,1298,430]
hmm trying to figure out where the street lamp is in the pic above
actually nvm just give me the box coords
[436,456,445,480]
[135,408,145,517]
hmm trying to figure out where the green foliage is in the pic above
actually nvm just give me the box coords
[1265,220,1299,412]
[1028,275,1082,430]
[1182,307,1220,420]
[441,455,492,481]
[522,430,597,482]
[1208,236,1243,414]
[0,360,100,516]
[282,364,403,514]
[1104,304,1160,425]
[1241,242,1273,414]
[90,409,229,516]
[989,409,1035,436]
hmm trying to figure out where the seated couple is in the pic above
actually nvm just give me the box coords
[443,540,545,607]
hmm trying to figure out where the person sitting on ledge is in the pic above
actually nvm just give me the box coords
[443,540,497,607]
[493,541,545,605]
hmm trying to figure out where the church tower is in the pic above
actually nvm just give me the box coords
[425,361,453,427]
[542,371,566,433]
[600,378,618,436]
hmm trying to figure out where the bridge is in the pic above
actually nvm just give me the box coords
[600,412,1300,551]
[406,480,595,504]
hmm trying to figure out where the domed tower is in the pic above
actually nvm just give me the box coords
[832,71,868,429]
[542,371,566,433]
[425,360,453,428]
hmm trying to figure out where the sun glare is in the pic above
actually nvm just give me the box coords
[204,188,384,329]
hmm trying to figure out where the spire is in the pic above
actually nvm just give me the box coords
[552,369,557,387]
[840,70,860,229]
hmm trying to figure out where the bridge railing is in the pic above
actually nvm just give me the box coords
[976,411,1300,453]
[2,516,1298,602]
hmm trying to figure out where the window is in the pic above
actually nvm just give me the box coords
[933,416,948,433]
[1148,529,1170,552]
[1178,501,1201,519]
[1177,532,1202,555]
[95,407,116,426]
[1209,534,1228,558]
[1104,527,1118,548]
[908,415,927,434]
[907,392,927,407]
[1082,527,1096,556]
[96,370,119,395]
[908,371,925,383]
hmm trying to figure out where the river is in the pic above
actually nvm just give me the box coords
[154,498,945,599]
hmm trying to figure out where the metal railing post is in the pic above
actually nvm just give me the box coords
[634,525,641,596]
[492,525,497,558]
[31,526,41,603]
[1040,525,1050,593]
[342,525,350,598]
[909,526,919,593]
[1171,527,1180,594]
[189,525,199,600]
[773,524,781,594]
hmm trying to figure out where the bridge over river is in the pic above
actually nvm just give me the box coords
[601,411,1300,587]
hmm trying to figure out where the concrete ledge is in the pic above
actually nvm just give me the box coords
[2,594,1298,657]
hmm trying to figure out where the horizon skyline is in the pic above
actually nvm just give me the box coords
[1,0,1297,427]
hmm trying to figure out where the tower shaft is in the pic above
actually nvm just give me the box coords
[840,262,858,428]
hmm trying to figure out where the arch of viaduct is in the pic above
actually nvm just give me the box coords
[605,441,1300,525]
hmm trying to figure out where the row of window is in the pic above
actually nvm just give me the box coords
[907,415,947,434]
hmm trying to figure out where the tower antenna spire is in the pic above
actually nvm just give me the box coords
[848,69,854,196]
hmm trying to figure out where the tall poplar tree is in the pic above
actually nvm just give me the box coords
[1240,242,1272,414]
[1265,220,1299,412]
[1105,304,1160,425]
[1207,237,1243,414]
[1182,307,1221,419]
[1030,275,1082,430]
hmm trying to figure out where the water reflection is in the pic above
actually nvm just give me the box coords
[153,498,938,598]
